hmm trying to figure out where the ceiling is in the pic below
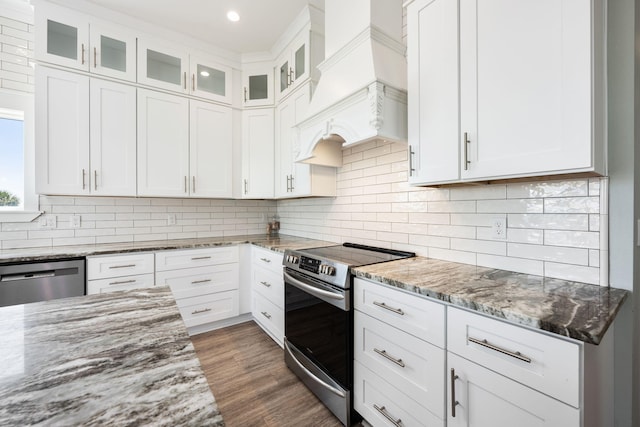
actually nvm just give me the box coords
[83,0,312,54]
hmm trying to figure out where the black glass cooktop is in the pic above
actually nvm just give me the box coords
[300,243,414,267]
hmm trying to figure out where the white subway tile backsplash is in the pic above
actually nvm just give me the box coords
[428,225,476,239]
[508,243,589,265]
[429,248,477,265]
[477,254,544,276]
[544,230,599,249]
[428,200,476,213]
[450,185,506,201]
[477,199,543,213]
[544,197,600,214]
[507,214,589,231]
[450,238,506,256]
[544,262,600,285]
[507,180,588,199]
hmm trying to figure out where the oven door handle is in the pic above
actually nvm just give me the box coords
[284,271,345,301]
[284,340,347,398]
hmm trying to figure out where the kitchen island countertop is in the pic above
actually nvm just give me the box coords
[353,256,629,345]
[0,287,224,426]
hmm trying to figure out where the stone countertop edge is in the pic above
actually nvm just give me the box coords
[352,256,629,345]
[0,234,337,263]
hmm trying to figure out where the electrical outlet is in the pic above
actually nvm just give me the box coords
[38,215,57,229]
[167,214,176,225]
[491,216,507,240]
[70,215,81,228]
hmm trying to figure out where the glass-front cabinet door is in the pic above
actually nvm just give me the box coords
[189,55,232,104]
[35,9,89,71]
[138,38,189,93]
[243,65,273,107]
[275,33,310,101]
[89,25,136,82]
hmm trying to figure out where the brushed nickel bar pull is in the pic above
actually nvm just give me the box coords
[183,71,187,90]
[82,169,86,190]
[409,145,415,176]
[373,301,405,316]
[260,281,271,287]
[109,264,136,269]
[108,279,136,286]
[94,170,97,190]
[373,404,402,427]
[261,311,272,319]
[464,132,470,171]
[374,348,405,368]
[81,43,85,65]
[192,74,195,91]
[244,87,247,102]
[289,67,294,85]
[191,279,211,284]
[184,176,187,193]
[191,256,212,260]
[192,308,212,315]
[451,368,459,417]
[290,174,294,191]
[93,47,97,68]
[244,179,248,195]
[468,336,532,363]
[260,257,271,263]
[192,176,196,193]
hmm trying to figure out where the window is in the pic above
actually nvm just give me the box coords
[0,109,25,210]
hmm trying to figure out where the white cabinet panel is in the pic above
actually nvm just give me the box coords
[35,66,89,195]
[87,253,155,279]
[156,264,238,300]
[252,291,284,346]
[242,65,274,107]
[190,54,232,104]
[89,78,136,196]
[138,38,189,93]
[189,100,233,198]
[88,24,136,82]
[447,353,579,427]
[241,108,274,198]
[35,9,89,71]
[177,290,239,328]
[137,88,190,197]
[252,267,284,308]
[155,246,239,271]
[87,273,155,295]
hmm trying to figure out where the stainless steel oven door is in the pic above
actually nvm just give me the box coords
[283,267,354,426]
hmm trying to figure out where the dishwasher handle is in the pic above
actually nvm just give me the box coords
[1,271,56,282]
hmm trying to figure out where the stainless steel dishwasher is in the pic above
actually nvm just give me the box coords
[0,259,85,307]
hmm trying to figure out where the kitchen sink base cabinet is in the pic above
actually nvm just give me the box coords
[353,277,615,427]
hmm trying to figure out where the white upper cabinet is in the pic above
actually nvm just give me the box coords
[35,6,136,82]
[276,32,311,101]
[275,83,336,198]
[190,100,233,198]
[35,66,136,196]
[242,63,274,107]
[241,108,274,199]
[138,38,233,103]
[407,0,606,185]
[137,88,190,197]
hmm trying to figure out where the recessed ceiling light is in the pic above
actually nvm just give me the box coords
[227,10,240,22]
[200,71,210,77]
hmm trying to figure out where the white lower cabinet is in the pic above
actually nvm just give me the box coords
[251,246,284,346]
[86,253,155,294]
[447,352,579,427]
[154,246,239,332]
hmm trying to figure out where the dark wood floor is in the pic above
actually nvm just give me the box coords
[191,321,347,427]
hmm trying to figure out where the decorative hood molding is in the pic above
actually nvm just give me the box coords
[295,0,407,167]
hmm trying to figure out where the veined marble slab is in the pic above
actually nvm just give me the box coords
[0,234,336,264]
[352,257,628,345]
[0,287,224,426]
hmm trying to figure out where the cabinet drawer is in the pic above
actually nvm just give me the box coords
[252,292,284,343]
[354,311,445,419]
[252,266,284,308]
[354,278,445,347]
[447,307,580,407]
[86,273,155,295]
[354,361,444,427]
[252,246,284,275]
[176,290,239,328]
[155,246,238,271]
[156,264,238,300]
[87,253,154,279]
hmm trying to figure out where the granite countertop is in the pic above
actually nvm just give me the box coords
[0,234,336,263]
[0,287,224,426]
[353,257,629,345]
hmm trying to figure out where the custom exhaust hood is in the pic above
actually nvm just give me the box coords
[294,0,407,167]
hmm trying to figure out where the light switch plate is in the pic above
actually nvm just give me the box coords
[167,214,176,225]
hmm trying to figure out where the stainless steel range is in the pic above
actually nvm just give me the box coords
[282,243,414,426]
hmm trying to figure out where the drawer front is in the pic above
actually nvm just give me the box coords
[354,361,444,427]
[252,266,284,308]
[87,273,155,295]
[252,246,284,275]
[155,246,239,271]
[354,278,445,347]
[252,292,284,343]
[87,253,154,279]
[176,290,239,328]
[447,307,580,407]
[354,311,445,418]
[156,264,238,300]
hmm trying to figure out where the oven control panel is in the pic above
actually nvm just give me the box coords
[299,256,321,273]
